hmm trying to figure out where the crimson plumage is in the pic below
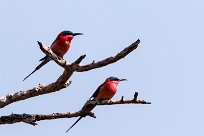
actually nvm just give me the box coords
[23,31,82,81]
[66,77,127,133]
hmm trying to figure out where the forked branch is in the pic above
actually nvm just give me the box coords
[0,39,140,108]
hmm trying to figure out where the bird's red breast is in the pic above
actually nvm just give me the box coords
[97,80,119,100]
[50,33,74,58]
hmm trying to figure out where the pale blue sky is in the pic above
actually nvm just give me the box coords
[1,0,204,136]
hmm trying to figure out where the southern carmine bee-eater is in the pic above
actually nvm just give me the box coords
[23,31,83,81]
[66,76,127,133]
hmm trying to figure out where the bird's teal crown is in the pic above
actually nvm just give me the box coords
[62,30,83,36]
[108,76,120,81]
[62,31,74,35]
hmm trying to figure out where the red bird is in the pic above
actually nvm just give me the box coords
[23,31,83,81]
[66,76,127,133]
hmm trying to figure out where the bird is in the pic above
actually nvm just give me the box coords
[23,31,83,81]
[66,76,127,133]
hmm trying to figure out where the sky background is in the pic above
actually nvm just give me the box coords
[0,0,204,136]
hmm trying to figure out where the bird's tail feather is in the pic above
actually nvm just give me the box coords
[65,100,97,133]
[23,57,50,81]
[66,117,83,133]
[39,56,49,61]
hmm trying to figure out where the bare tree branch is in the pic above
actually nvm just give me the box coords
[92,92,151,105]
[0,112,84,126]
[38,39,140,72]
[0,81,72,109]
[75,39,140,72]
[0,40,140,109]
[0,93,150,125]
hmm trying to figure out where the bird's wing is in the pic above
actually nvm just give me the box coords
[90,83,104,99]
[50,37,57,48]
[23,57,50,81]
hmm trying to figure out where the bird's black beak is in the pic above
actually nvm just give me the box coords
[73,33,83,36]
[119,79,127,81]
